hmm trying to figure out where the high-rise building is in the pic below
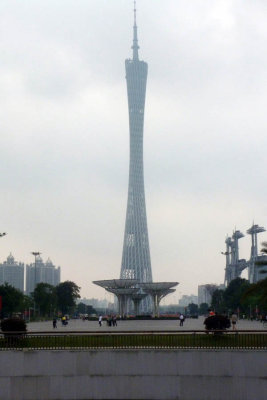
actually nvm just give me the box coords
[179,295,198,307]
[120,5,153,312]
[198,284,219,306]
[26,256,61,295]
[0,253,24,292]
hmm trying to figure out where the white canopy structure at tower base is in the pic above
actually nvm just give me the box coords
[140,282,179,317]
[93,279,139,316]
[93,279,179,317]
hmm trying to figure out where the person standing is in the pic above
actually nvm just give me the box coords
[231,313,238,330]
[98,315,102,327]
[53,318,57,328]
[179,314,184,327]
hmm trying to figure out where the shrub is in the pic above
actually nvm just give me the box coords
[204,315,230,331]
[1,318,27,335]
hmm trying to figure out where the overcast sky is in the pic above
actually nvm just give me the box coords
[1,0,267,303]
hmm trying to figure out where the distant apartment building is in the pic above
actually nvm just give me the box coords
[26,256,61,295]
[198,284,219,306]
[0,253,24,292]
[178,294,198,307]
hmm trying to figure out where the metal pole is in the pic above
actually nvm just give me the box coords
[34,255,36,289]
[31,252,41,318]
[31,252,41,290]
[0,233,7,319]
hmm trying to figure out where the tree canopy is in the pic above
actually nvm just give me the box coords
[198,303,209,315]
[241,278,267,312]
[211,277,267,315]
[33,283,57,317]
[188,303,198,315]
[56,281,80,315]
[0,283,25,317]
[211,289,225,314]
[223,278,250,312]
[77,302,96,315]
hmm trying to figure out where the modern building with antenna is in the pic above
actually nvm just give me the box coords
[120,2,153,312]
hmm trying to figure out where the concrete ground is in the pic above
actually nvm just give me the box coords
[27,317,266,332]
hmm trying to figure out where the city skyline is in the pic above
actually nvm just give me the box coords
[1,1,267,303]
[0,252,61,294]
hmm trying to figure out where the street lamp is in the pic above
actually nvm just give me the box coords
[31,252,41,318]
[0,233,7,318]
[31,252,41,290]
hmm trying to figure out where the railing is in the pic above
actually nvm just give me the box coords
[0,330,266,350]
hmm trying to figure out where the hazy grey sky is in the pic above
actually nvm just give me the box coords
[1,0,267,303]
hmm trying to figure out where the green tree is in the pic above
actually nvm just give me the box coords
[56,281,80,315]
[33,283,57,317]
[188,303,198,315]
[211,289,225,314]
[77,302,96,315]
[77,302,87,314]
[22,294,33,311]
[223,278,250,313]
[0,283,24,317]
[199,303,209,315]
[241,278,267,313]
[255,242,267,274]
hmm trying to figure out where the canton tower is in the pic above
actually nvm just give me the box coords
[120,3,153,312]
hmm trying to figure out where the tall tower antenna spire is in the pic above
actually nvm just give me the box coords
[132,0,139,60]
[121,2,152,313]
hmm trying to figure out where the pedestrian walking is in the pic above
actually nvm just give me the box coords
[98,315,102,327]
[231,313,238,330]
[52,318,57,328]
[112,315,117,326]
[179,314,185,327]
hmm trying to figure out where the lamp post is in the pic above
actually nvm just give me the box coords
[31,251,41,290]
[0,233,7,318]
[31,252,41,317]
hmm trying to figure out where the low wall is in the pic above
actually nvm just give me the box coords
[0,349,266,400]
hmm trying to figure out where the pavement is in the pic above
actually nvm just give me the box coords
[27,317,266,332]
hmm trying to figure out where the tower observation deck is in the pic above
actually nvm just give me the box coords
[120,3,153,312]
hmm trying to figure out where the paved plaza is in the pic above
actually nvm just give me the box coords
[27,317,266,332]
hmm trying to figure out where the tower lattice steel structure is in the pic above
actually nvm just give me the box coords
[120,4,153,312]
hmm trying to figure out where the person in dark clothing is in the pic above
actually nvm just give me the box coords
[112,315,117,326]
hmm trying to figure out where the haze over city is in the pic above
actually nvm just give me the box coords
[1,0,267,302]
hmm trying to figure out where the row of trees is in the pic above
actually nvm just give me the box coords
[211,277,267,315]
[0,280,81,318]
[185,277,267,317]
